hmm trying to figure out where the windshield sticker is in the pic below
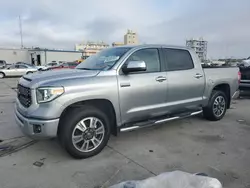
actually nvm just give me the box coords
[103,56,120,63]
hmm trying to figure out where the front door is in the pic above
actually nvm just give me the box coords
[162,48,205,112]
[15,65,28,76]
[118,48,168,124]
[5,65,17,76]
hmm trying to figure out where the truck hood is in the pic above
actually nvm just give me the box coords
[21,69,100,88]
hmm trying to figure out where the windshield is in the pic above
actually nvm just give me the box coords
[76,47,131,70]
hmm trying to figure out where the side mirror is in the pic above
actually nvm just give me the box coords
[122,61,146,74]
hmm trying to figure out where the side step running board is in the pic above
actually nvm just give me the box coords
[120,110,203,132]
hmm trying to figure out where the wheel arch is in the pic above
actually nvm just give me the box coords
[212,83,231,109]
[58,99,118,136]
[0,71,5,77]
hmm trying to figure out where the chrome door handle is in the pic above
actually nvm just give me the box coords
[156,76,167,82]
[194,73,203,79]
[120,83,130,87]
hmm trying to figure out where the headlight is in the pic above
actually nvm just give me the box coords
[36,87,64,103]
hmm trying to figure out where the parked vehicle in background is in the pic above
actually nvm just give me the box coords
[0,64,38,78]
[36,62,60,71]
[0,60,7,69]
[15,62,45,71]
[49,62,79,70]
[16,61,28,65]
[58,61,67,64]
[238,59,250,94]
[47,62,60,67]
[15,45,240,158]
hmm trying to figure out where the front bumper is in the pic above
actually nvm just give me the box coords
[15,105,59,139]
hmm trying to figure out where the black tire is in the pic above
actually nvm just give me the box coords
[0,72,5,79]
[59,106,111,159]
[26,71,33,74]
[203,90,228,121]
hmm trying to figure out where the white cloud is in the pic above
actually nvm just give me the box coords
[0,0,249,58]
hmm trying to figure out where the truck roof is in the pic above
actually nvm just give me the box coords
[113,44,190,50]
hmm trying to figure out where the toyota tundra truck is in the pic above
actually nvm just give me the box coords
[15,45,240,158]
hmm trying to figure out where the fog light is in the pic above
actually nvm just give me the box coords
[33,124,42,134]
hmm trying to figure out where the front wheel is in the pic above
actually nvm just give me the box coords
[203,90,227,121]
[59,106,111,159]
[0,72,5,79]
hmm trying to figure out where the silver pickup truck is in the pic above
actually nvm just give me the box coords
[15,45,240,158]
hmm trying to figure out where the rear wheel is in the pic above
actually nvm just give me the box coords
[26,71,33,74]
[59,106,111,159]
[0,72,5,79]
[203,90,227,121]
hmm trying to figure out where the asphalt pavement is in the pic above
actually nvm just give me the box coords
[0,77,250,188]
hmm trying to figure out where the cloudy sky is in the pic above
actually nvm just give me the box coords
[0,0,249,58]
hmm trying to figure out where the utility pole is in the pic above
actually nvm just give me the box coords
[19,15,24,48]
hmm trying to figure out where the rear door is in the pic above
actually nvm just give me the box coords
[161,48,205,112]
[117,48,168,124]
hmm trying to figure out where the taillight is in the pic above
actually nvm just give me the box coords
[238,71,241,84]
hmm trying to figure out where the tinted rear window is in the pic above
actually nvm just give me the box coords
[163,48,194,71]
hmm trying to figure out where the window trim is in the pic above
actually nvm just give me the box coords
[119,48,162,75]
[16,65,28,69]
[162,48,194,72]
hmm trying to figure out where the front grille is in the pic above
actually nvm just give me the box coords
[17,84,32,108]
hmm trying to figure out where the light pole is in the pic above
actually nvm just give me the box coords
[19,15,24,48]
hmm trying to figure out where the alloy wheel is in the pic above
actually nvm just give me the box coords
[213,96,226,117]
[72,117,105,152]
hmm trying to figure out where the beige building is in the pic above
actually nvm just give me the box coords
[75,41,109,57]
[186,37,208,61]
[112,42,124,47]
[124,30,139,45]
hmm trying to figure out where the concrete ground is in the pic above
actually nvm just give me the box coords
[0,77,250,188]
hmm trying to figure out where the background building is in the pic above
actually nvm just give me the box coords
[0,48,29,64]
[29,49,83,65]
[75,41,109,57]
[0,48,83,65]
[186,38,208,61]
[124,30,139,45]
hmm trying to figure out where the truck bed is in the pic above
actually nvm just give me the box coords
[203,66,239,100]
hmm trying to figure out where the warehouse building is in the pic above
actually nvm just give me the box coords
[0,48,29,64]
[0,48,83,65]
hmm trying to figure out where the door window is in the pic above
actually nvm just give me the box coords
[8,65,16,69]
[15,65,27,69]
[163,48,194,71]
[126,48,160,73]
